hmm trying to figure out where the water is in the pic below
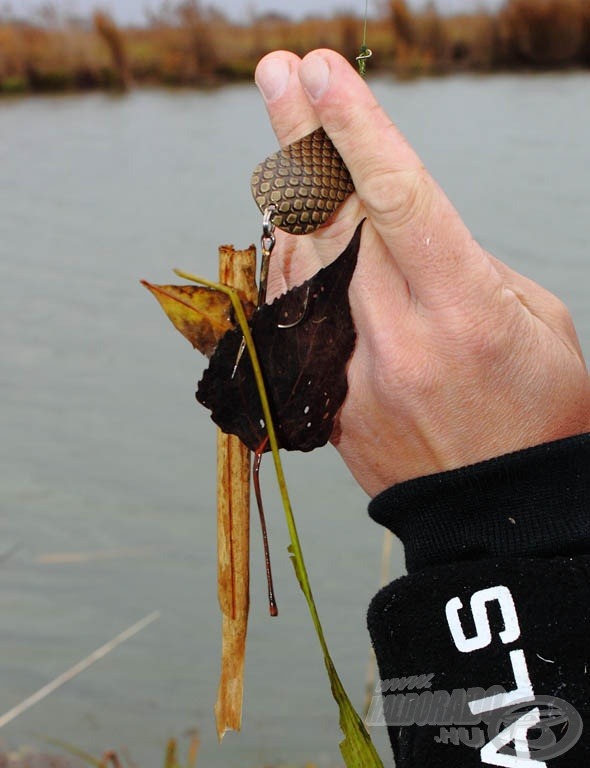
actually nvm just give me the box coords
[1,73,588,767]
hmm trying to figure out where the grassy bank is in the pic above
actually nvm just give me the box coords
[1,0,590,95]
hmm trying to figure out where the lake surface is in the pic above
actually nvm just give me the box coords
[1,72,589,767]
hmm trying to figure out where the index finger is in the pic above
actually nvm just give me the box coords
[297,50,492,309]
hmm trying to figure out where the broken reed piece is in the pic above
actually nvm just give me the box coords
[214,243,257,741]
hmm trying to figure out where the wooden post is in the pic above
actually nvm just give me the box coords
[214,244,257,741]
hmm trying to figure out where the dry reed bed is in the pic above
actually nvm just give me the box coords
[1,1,589,94]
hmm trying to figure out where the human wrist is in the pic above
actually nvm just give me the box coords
[368,432,590,574]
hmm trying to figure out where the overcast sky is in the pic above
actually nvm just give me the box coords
[14,0,502,25]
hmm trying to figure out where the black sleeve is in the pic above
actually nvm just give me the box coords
[366,432,590,767]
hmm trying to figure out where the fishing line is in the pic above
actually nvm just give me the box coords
[356,0,372,76]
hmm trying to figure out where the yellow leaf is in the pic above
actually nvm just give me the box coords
[141,280,253,357]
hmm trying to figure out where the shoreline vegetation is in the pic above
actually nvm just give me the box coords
[0,739,329,768]
[1,0,590,95]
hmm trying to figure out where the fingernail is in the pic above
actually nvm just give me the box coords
[299,53,330,101]
[255,57,290,102]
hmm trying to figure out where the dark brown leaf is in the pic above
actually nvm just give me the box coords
[196,220,364,452]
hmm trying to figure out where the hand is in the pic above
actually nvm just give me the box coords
[255,49,590,497]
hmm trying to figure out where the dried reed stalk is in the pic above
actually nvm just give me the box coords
[215,244,257,740]
[93,10,130,89]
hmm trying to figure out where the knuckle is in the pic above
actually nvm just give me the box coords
[373,340,439,401]
[433,293,521,367]
[362,164,430,232]
[549,294,576,332]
